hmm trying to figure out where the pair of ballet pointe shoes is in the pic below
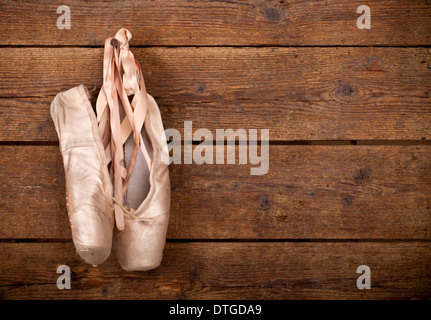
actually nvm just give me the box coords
[50,29,170,271]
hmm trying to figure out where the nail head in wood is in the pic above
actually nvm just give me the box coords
[110,38,119,48]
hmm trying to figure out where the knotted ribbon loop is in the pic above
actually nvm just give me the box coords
[115,29,140,95]
[96,28,153,231]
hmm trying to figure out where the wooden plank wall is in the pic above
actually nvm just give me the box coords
[0,0,430,299]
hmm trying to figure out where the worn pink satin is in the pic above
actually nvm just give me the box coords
[50,85,114,266]
[114,93,171,271]
[50,28,170,271]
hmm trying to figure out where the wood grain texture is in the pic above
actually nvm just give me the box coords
[0,0,430,301]
[0,47,430,141]
[0,242,430,299]
[1,145,430,239]
[0,0,430,46]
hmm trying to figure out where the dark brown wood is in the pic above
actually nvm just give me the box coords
[0,0,430,301]
[0,0,430,46]
[0,47,430,141]
[0,242,430,299]
[1,145,430,239]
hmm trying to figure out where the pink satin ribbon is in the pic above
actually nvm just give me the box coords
[96,28,152,231]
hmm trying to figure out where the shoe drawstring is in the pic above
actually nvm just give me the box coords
[112,197,155,223]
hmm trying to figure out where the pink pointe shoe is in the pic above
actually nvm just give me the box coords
[50,85,114,266]
[96,28,171,271]
[50,28,170,271]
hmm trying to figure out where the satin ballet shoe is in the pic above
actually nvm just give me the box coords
[50,85,114,266]
[96,28,170,271]
[114,94,171,271]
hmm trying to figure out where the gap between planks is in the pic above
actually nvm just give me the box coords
[1,239,431,243]
[0,45,431,48]
[0,141,430,146]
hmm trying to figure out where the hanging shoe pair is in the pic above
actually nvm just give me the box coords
[50,28,170,271]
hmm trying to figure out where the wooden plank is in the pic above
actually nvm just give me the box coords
[0,242,429,299]
[0,47,430,141]
[1,145,430,239]
[0,0,430,46]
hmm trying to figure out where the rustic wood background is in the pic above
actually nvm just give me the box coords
[0,0,430,299]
